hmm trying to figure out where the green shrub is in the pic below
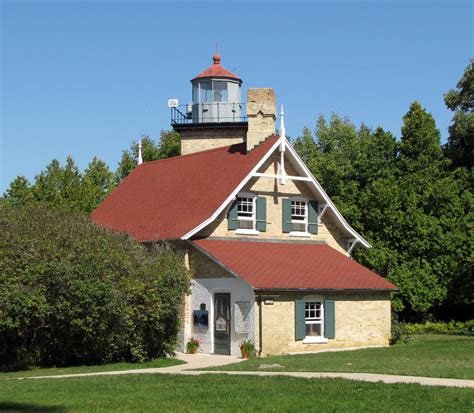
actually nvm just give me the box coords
[0,203,190,370]
[390,314,411,345]
[406,320,474,336]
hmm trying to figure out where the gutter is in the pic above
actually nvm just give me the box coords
[254,287,398,292]
[258,293,263,356]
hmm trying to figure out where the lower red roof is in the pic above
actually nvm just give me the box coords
[192,239,397,290]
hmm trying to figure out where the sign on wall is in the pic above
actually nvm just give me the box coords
[234,301,250,334]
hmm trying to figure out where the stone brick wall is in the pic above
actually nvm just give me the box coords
[255,291,391,355]
[197,151,349,255]
[180,127,247,155]
[246,88,276,152]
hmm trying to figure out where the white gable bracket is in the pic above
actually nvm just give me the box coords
[318,203,329,223]
[252,172,312,182]
[347,238,358,255]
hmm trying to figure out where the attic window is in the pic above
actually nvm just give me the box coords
[237,196,256,230]
[291,199,307,232]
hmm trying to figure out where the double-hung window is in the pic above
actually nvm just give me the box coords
[237,195,256,230]
[305,301,323,337]
[291,199,308,233]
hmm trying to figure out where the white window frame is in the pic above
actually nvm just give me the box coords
[235,193,259,235]
[303,300,328,344]
[289,196,310,237]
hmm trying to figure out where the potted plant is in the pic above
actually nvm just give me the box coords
[186,337,200,354]
[239,339,256,359]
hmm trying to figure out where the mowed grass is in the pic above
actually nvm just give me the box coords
[0,374,473,412]
[0,358,184,380]
[207,335,474,379]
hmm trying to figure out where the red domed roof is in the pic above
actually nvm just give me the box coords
[192,53,241,82]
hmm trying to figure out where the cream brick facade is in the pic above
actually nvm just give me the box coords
[256,292,391,355]
[180,126,247,155]
[247,88,276,151]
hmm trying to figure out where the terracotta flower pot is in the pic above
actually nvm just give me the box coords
[188,348,197,354]
[240,347,249,359]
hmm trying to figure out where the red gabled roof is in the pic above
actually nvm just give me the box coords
[192,53,241,81]
[91,136,279,241]
[193,239,397,290]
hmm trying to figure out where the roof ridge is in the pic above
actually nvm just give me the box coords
[139,134,279,167]
[140,141,245,167]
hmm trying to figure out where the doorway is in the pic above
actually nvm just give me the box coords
[214,293,231,355]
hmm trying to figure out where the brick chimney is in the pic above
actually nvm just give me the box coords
[246,88,276,152]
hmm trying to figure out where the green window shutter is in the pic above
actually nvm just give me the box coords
[227,200,238,230]
[308,200,319,234]
[295,300,306,341]
[282,198,292,233]
[256,197,266,232]
[324,300,335,339]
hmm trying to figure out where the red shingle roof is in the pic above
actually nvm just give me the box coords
[193,239,397,290]
[91,136,279,241]
[192,53,241,81]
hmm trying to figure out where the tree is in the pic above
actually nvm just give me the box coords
[32,156,84,211]
[82,157,115,212]
[4,156,116,214]
[3,176,34,207]
[115,131,181,182]
[444,60,474,169]
[0,202,189,369]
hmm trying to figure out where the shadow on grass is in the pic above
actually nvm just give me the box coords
[0,402,66,412]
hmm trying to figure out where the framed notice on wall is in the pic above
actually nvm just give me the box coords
[234,301,250,334]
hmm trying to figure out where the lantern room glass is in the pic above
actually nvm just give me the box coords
[194,81,228,103]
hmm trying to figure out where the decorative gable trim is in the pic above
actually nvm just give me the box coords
[282,138,371,249]
[182,136,371,249]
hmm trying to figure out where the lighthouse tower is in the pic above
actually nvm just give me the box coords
[171,53,276,155]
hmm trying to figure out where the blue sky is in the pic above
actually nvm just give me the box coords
[1,0,472,192]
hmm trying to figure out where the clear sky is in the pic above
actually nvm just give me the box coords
[1,0,472,192]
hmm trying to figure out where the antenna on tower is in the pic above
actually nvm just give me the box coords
[138,139,143,165]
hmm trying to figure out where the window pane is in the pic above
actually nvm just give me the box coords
[305,323,322,337]
[213,81,228,102]
[238,219,254,229]
[292,222,306,232]
[200,81,212,102]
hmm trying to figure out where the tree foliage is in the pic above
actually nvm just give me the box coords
[444,60,474,169]
[0,202,189,370]
[4,156,115,213]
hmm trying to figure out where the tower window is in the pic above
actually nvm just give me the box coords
[199,81,212,102]
[213,81,228,102]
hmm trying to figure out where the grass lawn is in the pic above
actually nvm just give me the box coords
[207,335,474,379]
[0,358,184,380]
[0,374,473,412]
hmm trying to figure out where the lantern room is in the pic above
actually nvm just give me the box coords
[171,53,245,125]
